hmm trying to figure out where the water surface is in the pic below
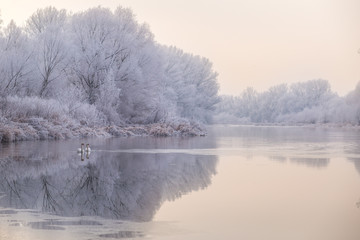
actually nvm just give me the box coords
[0,125,359,240]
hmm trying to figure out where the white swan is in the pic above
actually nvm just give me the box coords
[86,144,91,153]
[77,143,85,153]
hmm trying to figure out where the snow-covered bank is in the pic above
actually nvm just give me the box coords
[211,123,360,130]
[0,119,206,143]
[0,96,206,143]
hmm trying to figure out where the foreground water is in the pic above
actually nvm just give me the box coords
[0,125,359,240]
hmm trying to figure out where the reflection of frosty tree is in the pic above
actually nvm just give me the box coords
[0,150,217,221]
[289,157,329,168]
[346,137,360,176]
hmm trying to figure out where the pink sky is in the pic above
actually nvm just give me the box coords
[1,0,360,96]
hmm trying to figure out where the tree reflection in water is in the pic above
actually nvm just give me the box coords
[0,144,218,222]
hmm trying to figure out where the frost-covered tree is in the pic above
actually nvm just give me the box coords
[69,7,121,105]
[68,7,165,123]
[257,84,288,122]
[114,11,163,123]
[345,81,360,124]
[26,7,68,98]
[287,79,333,113]
[26,7,67,35]
[162,47,219,123]
[0,21,32,96]
[240,87,259,121]
[0,6,220,129]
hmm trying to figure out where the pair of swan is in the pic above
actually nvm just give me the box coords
[77,143,91,153]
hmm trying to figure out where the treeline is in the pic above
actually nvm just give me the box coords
[215,79,360,125]
[0,6,219,127]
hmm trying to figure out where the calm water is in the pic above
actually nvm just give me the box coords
[0,125,359,240]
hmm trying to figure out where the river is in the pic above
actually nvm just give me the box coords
[0,125,359,240]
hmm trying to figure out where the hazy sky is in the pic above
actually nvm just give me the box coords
[1,0,359,96]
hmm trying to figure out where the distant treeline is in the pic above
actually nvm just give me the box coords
[215,79,360,125]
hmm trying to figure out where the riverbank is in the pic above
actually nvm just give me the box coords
[212,123,360,131]
[0,118,206,143]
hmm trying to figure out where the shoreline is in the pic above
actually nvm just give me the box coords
[0,118,206,143]
[212,122,360,130]
[2,120,359,143]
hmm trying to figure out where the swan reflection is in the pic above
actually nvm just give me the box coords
[0,144,218,222]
